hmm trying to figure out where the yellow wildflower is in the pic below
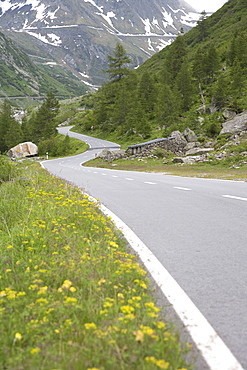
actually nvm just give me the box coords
[133,330,144,343]
[30,347,41,354]
[14,333,22,341]
[84,323,97,330]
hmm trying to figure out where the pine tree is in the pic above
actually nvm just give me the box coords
[231,59,245,97]
[165,35,188,82]
[155,83,179,128]
[197,11,208,41]
[204,45,220,81]
[138,71,157,118]
[175,60,194,112]
[105,43,132,81]
[0,100,22,152]
[30,92,60,142]
[213,76,229,109]
[4,119,23,150]
[192,48,207,83]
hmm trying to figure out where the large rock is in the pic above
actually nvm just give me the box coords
[169,131,187,151]
[7,142,38,159]
[222,109,237,121]
[183,128,197,142]
[220,111,247,135]
[185,147,214,156]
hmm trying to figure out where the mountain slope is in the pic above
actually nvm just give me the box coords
[0,0,199,87]
[138,0,247,74]
[0,30,88,106]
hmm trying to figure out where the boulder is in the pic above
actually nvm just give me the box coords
[169,131,187,151]
[172,155,208,164]
[99,149,126,162]
[7,142,38,159]
[183,128,197,142]
[185,147,214,156]
[220,111,247,135]
[222,109,237,121]
[184,142,201,151]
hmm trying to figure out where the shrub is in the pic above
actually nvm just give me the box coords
[0,156,18,183]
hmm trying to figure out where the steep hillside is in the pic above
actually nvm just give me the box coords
[138,0,247,73]
[71,0,247,144]
[0,0,199,87]
[0,31,88,106]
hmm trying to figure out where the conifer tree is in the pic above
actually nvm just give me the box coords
[0,100,23,152]
[213,76,229,109]
[197,11,208,41]
[231,59,245,97]
[105,42,132,81]
[165,35,188,82]
[175,60,194,111]
[155,84,179,128]
[30,91,60,142]
[138,71,157,118]
[204,45,220,81]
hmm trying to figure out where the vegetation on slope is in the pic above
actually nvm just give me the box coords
[71,0,247,145]
[0,159,193,369]
[0,31,88,107]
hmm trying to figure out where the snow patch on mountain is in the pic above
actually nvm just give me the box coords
[25,31,62,46]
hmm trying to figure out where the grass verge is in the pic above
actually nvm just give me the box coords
[84,157,247,181]
[0,160,193,370]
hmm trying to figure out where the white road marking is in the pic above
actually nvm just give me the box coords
[85,193,243,370]
[125,178,134,181]
[94,171,98,174]
[222,195,247,202]
[174,186,191,191]
[101,173,107,176]
[112,175,118,178]
[144,182,156,185]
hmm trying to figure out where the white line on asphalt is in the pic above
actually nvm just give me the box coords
[86,194,243,370]
[125,178,134,181]
[112,175,118,178]
[144,182,156,185]
[94,171,98,174]
[101,173,107,176]
[174,186,191,191]
[222,195,247,202]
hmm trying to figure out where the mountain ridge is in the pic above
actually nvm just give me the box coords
[0,0,199,89]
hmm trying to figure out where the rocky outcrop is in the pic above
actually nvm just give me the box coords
[220,111,247,135]
[7,142,38,159]
[172,155,209,164]
[183,128,198,142]
[185,147,214,156]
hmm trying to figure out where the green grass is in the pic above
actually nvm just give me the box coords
[0,160,193,370]
[84,157,247,181]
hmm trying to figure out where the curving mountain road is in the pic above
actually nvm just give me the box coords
[41,127,247,370]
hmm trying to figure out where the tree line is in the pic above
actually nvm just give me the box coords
[0,92,64,155]
[80,30,247,139]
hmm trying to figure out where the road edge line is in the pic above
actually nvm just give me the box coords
[87,194,243,370]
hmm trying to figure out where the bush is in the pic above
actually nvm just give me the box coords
[0,156,18,183]
[152,147,168,158]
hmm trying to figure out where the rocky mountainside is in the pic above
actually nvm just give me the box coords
[0,0,199,88]
[0,30,88,106]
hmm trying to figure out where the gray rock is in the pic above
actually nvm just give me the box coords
[7,142,38,159]
[172,157,185,163]
[220,111,247,135]
[184,142,201,151]
[169,131,187,149]
[222,109,237,121]
[183,128,197,142]
[185,147,214,156]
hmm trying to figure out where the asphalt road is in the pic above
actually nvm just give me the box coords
[42,127,247,369]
